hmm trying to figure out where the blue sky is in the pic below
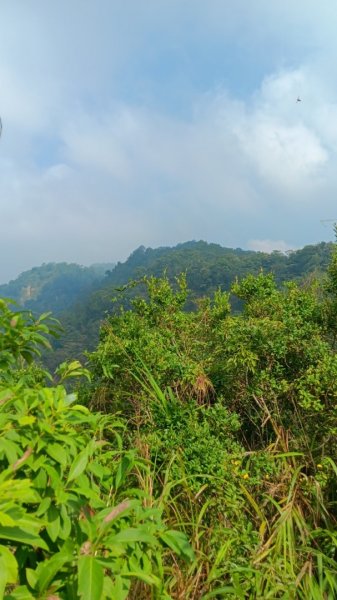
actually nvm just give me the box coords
[1,0,337,282]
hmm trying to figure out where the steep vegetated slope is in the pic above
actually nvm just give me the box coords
[0,241,332,368]
[50,240,332,368]
[0,262,114,315]
[1,241,337,597]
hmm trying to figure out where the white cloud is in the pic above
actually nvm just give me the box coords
[1,1,337,282]
[60,67,332,210]
[247,239,296,254]
[237,111,328,192]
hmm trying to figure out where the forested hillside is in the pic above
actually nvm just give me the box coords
[0,262,114,316]
[0,241,333,369]
[1,240,337,598]
[50,240,332,368]
[105,240,332,291]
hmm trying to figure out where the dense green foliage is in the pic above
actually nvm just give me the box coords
[0,303,193,599]
[49,240,332,368]
[1,242,332,371]
[1,239,337,598]
[86,252,337,597]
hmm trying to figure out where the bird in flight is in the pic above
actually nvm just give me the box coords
[296,97,302,103]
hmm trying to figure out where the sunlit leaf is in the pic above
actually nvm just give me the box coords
[78,555,104,600]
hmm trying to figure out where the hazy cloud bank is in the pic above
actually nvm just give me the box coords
[0,1,337,282]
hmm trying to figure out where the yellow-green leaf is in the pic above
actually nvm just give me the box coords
[68,449,89,482]
[78,555,104,600]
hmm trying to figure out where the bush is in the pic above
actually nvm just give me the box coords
[0,300,193,599]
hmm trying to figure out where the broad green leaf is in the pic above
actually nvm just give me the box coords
[25,569,37,590]
[109,528,157,546]
[0,511,16,527]
[46,444,68,468]
[68,449,89,482]
[18,416,36,426]
[0,438,19,464]
[124,570,161,588]
[140,553,152,575]
[36,548,73,593]
[36,497,51,517]
[78,555,104,600]
[105,575,130,600]
[55,489,70,505]
[115,455,133,491]
[21,351,34,364]
[59,505,72,540]
[33,468,48,489]
[159,530,195,562]
[0,526,48,549]
[0,545,18,597]
[88,462,105,479]
[16,513,45,534]
[4,585,34,599]
[44,464,61,487]
[46,505,61,542]
[30,455,47,472]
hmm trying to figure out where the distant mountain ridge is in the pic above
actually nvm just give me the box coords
[0,240,333,369]
[0,262,114,315]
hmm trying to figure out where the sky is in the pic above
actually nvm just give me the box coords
[1,1,337,283]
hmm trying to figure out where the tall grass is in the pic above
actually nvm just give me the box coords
[128,370,337,599]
